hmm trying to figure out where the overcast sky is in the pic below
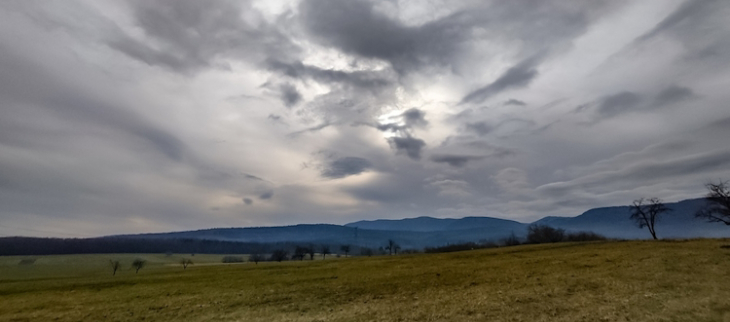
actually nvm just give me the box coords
[1,0,730,237]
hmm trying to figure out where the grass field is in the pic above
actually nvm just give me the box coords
[1,239,730,322]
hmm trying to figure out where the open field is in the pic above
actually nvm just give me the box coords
[2,239,730,322]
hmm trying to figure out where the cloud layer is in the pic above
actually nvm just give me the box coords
[1,0,730,237]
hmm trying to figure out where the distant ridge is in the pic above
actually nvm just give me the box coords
[345,216,526,232]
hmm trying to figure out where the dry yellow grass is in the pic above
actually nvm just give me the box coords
[1,239,730,321]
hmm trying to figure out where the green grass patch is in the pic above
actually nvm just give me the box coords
[1,240,730,321]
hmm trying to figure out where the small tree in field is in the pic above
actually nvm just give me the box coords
[249,253,265,264]
[110,260,121,276]
[307,245,316,260]
[269,249,288,262]
[293,246,307,260]
[630,197,670,240]
[385,240,399,255]
[180,258,193,269]
[696,181,730,225]
[321,245,331,259]
[340,245,350,257]
[132,259,146,274]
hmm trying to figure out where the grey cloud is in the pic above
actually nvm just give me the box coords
[388,137,426,160]
[637,0,720,42]
[631,0,730,68]
[460,56,541,105]
[402,108,428,127]
[111,0,299,73]
[266,59,394,91]
[431,154,484,167]
[299,0,616,74]
[298,0,464,73]
[377,108,428,133]
[242,173,266,181]
[243,198,253,205]
[288,122,333,137]
[321,157,372,179]
[539,149,730,198]
[654,85,696,106]
[505,99,527,106]
[0,47,187,162]
[464,122,493,136]
[259,191,274,200]
[279,83,302,107]
[597,91,642,117]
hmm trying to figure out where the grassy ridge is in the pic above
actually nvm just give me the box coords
[1,240,730,321]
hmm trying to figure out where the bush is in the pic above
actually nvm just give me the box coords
[222,256,244,263]
[527,224,565,244]
[565,231,606,242]
[424,242,499,253]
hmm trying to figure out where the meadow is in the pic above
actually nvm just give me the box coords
[1,239,729,321]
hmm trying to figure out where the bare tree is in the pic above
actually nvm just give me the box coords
[696,180,730,225]
[340,245,350,257]
[321,245,331,259]
[526,224,565,244]
[110,260,121,276]
[249,253,265,264]
[132,259,146,274]
[307,245,316,260]
[293,246,308,260]
[360,247,374,257]
[629,197,670,240]
[180,258,193,269]
[269,249,288,262]
[385,240,399,255]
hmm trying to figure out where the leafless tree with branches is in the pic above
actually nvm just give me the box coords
[132,259,146,273]
[696,180,730,225]
[180,258,193,269]
[629,197,670,240]
[110,260,121,276]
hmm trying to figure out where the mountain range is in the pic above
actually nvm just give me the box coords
[111,198,730,249]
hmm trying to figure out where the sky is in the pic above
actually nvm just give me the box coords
[1,0,730,237]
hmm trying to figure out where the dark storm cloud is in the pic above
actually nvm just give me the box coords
[505,99,527,106]
[654,85,696,106]
[279,83,302,107]
[321,157,372,179]
[243,198,253,205]
[596,91,642,117]
[431,154,484,167]
[460,56,541,105]
[111,0,299,73]
[388,136,426,160]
